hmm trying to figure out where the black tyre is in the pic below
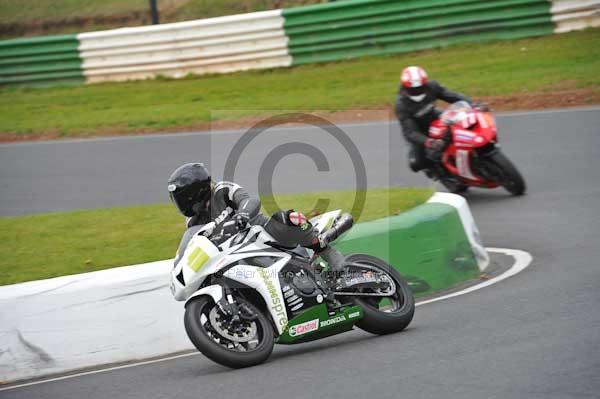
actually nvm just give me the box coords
[345,254,415,335]
[184,296,274,368]
[486,151,526,195]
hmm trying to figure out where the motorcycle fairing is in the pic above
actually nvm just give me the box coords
[171,225,283,301]
[309,210,342,234]
[224,259,291,334]
[428,107,500,186]
[455,149,478,180]
[277,303,363,344]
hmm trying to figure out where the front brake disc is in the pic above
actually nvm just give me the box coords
[209,305,257,343]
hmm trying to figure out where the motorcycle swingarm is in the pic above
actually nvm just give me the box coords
[333,263,396,296]
[342,262,387,272]
[334,291,394,297]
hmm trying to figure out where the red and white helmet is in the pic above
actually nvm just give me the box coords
[400,66,428,102]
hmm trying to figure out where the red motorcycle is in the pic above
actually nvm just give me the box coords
[426,101,526,195]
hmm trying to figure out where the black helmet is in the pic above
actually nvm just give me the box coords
[167,163,212,217]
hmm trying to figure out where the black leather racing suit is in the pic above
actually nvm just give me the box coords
[185,181,260,229]
[395,80,470,171]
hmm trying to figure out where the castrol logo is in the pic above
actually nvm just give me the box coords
[289,319,319,337]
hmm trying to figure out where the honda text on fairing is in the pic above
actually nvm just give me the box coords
[426,101,526,195]
[170,211,415,368]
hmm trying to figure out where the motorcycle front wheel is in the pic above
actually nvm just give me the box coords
[345,254,415,335]
[486,150,526,195]
[184,296,274,368]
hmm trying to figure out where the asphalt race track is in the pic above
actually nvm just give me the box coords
[1,108,599,398]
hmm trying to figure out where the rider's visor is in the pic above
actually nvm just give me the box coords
[406,85,425,97]
[169,188,194,217]
[170,184,210,217]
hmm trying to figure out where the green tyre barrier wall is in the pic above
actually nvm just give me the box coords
[334,192,488,297]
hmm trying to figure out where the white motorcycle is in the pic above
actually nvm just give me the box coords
[170,210,415,368]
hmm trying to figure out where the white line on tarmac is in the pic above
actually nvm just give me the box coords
[496,105,600,117]
[0,353,200,392]
[0,247,532,392]
[416,247,532,306]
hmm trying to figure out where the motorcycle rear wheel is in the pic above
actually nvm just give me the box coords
[345,254,415,335]
[184,296,274,368]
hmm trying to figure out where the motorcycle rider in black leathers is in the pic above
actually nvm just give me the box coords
[167,163,346,271]
[395,66,471,175]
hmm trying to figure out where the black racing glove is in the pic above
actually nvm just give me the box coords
[425,138,446,151]
[473,102,491,112]
[424,138,446,161]
[234,212,250,229]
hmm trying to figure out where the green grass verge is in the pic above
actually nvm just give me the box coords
[0,0,150,24]
[1,29,599,139]
[0,187,432,286]
[165,0,321,25]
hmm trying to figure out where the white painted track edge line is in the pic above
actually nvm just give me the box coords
[416,247,532,306]
[0,352,200,392]
[496,105,600,117]
[0,247,532,392]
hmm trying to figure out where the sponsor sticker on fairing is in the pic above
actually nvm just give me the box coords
[348,311,361,319]
[320,315,346,327]
[258,269,288,328]
[289,319,319,337]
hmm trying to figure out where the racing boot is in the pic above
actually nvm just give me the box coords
[316,213,353,275]
[320,245,346,273]
[316,246,346,311]
[424,162,447,181]
[425,168,440,180]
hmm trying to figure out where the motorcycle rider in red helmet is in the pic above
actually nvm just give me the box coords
[395,66,472,176]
